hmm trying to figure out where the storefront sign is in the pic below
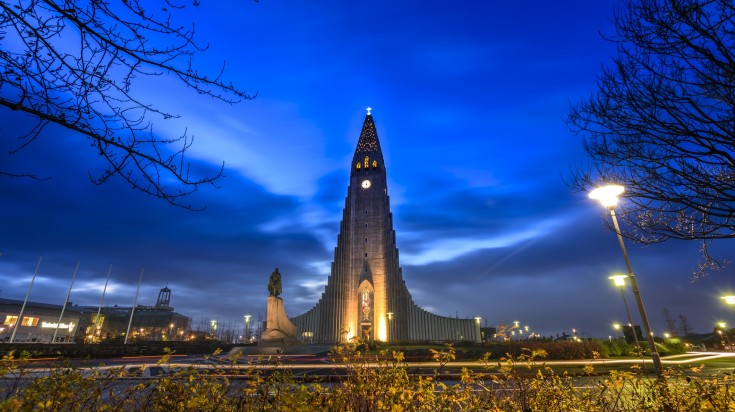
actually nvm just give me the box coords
[40,322,75,332]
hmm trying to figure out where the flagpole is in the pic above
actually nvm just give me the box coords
[10,255,42,343]
[52,260,79,344]
[124,268,144,345]
[94,264,113,342]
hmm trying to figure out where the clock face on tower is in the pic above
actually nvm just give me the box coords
[361,179,371,189]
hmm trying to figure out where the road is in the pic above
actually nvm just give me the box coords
[5,351,735,380]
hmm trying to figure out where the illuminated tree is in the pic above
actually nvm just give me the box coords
[567,0,735,276]
[0,0,255,208]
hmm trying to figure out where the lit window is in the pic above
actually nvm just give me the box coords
[356,162,361,169]
[4,316,18,326]
[372,160,378,168]
[21,317,39,327]
[364,156,369,168]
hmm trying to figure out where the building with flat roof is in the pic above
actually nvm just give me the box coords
[0,287,190,343]
[0,298,82,343]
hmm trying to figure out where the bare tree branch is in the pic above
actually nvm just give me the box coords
[0,0,257,209]
[567,0,735,278]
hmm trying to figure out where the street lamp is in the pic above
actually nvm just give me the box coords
[722,295,735,305]
[612,323,621,338]
[244,315,251,343]
[717,322,730,347]
[608,274,641,353]
[590,184,663,378]
[387,312,393,342]
[210,320,218,340]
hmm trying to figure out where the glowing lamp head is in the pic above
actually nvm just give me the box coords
[589,185,625,208]
[609,274,628,287]
[612,323,621,330]
[722,295,735,305]
[718,322,727,329]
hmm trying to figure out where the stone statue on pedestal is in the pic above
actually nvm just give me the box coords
[260,267,297,345]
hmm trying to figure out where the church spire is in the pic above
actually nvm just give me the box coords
[352,107,384,172]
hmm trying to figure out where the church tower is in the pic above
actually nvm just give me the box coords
[291,109,480,344]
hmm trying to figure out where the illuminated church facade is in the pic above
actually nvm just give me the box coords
[291,110,480,344]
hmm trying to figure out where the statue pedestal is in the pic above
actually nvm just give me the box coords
[260,296,298,345]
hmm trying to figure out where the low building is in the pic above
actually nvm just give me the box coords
[0,298,82,343]
[0,287,190,343]
[83,287,190,343]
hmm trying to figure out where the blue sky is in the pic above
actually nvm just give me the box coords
[1,0,733,339]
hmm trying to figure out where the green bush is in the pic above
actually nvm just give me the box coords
[599,339,637,357]
[656,340,687,356]
[499,340,604,360]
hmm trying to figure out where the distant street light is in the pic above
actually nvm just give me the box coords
[612,323,622,338]
[244,315,251,343]
[608,274,641,353]
[717,322,731,347]
[722,295,735,305]
[590,184,663,378]
[210,320,218,339]
[387,312,393,342]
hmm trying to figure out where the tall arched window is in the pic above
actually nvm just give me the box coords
[361,289,371,321]
[364,156,369,168]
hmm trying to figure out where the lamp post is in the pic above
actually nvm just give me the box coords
[210,320,218,340]
[387,312,393,342]
[612,323,622,338]
[723,297,735,348]
[717,321,730,348]
[590,184,663,378]
[244,315,251,343]
[608,274,642,354]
